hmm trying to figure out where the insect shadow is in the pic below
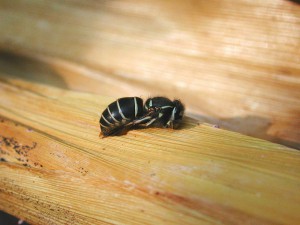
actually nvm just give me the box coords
[189,113,300,150]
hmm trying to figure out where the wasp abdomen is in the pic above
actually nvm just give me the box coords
[100,97,143,136]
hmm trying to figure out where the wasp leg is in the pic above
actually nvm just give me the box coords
[146,118,158,126]
[128,109,158,126]
[125,116,151,127]
[165,120,174,129]
[164,107,177,128]
[138,117,158,127]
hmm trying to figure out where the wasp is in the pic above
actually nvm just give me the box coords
[99,96,184,136]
